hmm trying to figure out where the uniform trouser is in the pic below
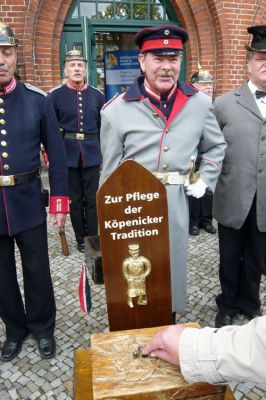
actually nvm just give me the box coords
[0,222,56,341]
[189,192,213,228]
[68,164,100,244]
[216,197,265,316]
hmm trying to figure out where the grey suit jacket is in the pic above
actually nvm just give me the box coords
[213,82,266,231]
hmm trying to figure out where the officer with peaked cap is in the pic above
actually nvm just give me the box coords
[189,65,216,236]
[49,48,105,253]
[99,24,226,318]
[213,25,266,328]
[0,21,69,361]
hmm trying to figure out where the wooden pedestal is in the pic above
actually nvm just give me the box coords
[74,325,235,400]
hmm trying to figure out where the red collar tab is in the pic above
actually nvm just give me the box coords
[66,80,87,91]
[0,76,17,95]
[141,38,183,53]
[144,79,177,102]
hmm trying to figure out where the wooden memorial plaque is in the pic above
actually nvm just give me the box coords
[97,160,172,331]
[89,325,231,400]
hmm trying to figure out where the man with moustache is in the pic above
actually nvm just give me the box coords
[213,25,266,327]
[189,66,216,235]
[0,21,69,361]
[99,24,226,319]
[49,49,105,253]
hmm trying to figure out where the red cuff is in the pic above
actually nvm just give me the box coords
[49,196,70,214]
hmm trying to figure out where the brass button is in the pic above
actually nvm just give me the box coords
[80,109,83,113]
[1,141,7,146]
[3,164,9,170]
[163,104,167,109]
[80,121,83,125]
[80,128,84,132]
[80,115,83,119]
[2,152,8,158]
[163,146,169,152]
[153,112,159,118]
[79,97,82,101]
[162,164,168,170]
[79,103,82,107]
[0,119,5,125]
[0,108,5,114]
[78,92,81,95]
[1,129,6,135]
[0,98,3,104]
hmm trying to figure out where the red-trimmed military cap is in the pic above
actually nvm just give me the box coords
[135,24,188,55]
[64,48,87,63]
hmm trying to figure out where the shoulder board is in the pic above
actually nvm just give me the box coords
[24,83,47,97]
[49,84,63,94]
[102,92,123,111]
[90,85,104,95]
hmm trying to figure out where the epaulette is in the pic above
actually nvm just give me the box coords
[102,92,122,110]
[24,83,47,97]
[90,85,104,96]
[49,84,63,94]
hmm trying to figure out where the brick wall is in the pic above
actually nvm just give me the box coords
[0,0,265,94]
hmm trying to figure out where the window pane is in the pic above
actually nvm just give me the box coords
[151,4,164,20]
[114,3,131,19]
[98,3,114,19]
[71,5,79,18]
[133,3,148,20]
[80,2,97,18]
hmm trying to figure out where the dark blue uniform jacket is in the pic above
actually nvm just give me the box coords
[0,81,69,236]
[49,84,105,168]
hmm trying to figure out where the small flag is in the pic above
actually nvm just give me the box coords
[79,264,92,313]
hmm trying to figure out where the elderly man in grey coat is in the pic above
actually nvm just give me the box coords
[100,24,226,318]
[213,25,266,328]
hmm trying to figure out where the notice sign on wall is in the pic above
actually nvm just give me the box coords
[104,50,140,101]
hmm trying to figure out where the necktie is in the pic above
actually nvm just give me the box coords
[255,90,266,99]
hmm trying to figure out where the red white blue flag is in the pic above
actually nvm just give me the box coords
[79,264,92,313]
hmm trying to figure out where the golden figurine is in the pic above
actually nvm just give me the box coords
[188,155,200,184]
[122,244,151,308]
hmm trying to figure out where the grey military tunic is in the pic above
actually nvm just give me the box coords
[100,78,226,312]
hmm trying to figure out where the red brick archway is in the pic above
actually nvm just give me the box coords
[0,0,265,94]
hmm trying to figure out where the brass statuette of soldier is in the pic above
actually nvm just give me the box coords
[122,244,151,308]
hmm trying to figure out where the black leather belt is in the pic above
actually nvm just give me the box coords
[0,170,39,187]
[64,132,98,141]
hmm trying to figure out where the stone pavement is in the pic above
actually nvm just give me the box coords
[0,216,266,399]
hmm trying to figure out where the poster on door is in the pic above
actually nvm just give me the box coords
[104,50,140,101]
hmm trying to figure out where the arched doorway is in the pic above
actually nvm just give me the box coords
[60,0,186,93]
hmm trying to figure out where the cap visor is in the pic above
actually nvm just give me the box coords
[147,48,182,55]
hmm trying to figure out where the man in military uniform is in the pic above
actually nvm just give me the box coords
[0,21,69,361]
[49,49,105,253]
[189,66,216,235]
[100,24,226,318]
[213,25,266,327]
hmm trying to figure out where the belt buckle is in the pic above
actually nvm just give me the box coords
[168,172,180,185]
[0,175,15,186]
[161,173,169,185]
[76,133,85,140]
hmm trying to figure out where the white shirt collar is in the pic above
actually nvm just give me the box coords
[247,80,266,96]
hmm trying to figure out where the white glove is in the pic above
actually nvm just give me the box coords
[184,178,208,198]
